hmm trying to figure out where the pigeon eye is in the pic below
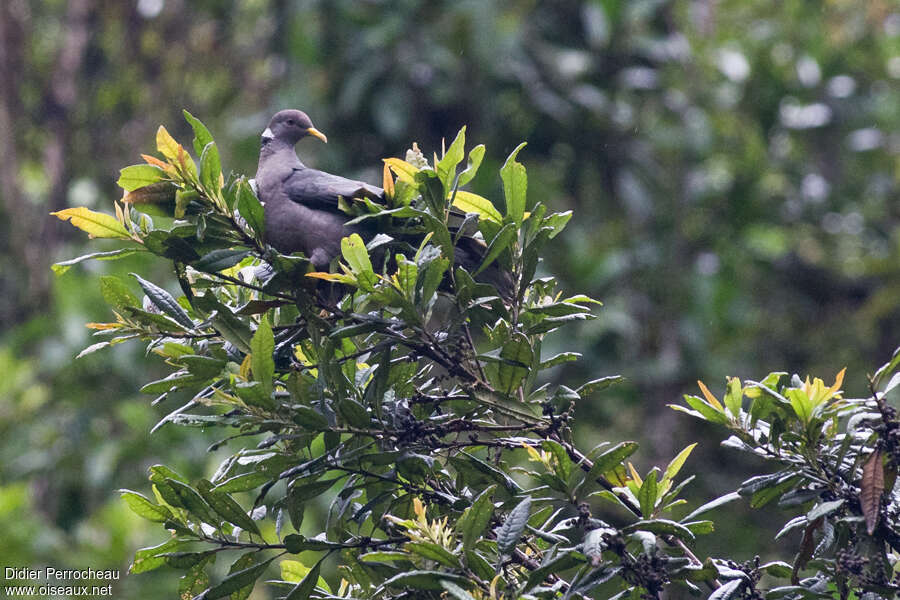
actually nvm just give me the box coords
[287,119,295,125]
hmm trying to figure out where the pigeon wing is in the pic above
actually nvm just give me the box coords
[281,167,384,212]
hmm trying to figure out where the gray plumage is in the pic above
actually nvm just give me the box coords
[256,109,382,269]
[255,109,514,299]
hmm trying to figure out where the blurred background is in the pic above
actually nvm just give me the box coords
[2,0,900,596]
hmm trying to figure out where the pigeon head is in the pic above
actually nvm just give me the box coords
[262,109,328,145]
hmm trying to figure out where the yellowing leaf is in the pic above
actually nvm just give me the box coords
[696,380,724,410]
[383,158,420,184]
[827,367,846,397]
[452,190,502,223]
[305,271,356,285]
[662,443,697,484]
[51,207,131,239]
[382,163,395,200]
[156,125,181,160]
[85,322,123,330]
[627,462,643,486]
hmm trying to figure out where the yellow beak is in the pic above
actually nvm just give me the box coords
[306,127,328,143]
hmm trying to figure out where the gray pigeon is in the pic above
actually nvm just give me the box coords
[256,109,383,270]
[255,109,513,299]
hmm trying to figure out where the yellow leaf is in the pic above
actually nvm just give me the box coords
[293,345,314,367]
[305,271,356,285]
[452,190,502,223]
[523,443,542,462]
[156,125,181,160]
[383,158,420,184]
[382,163,395,200]
[85,322,122,330]
[697,380,724,410]
[239,353,252,380]
[51,207,130,239]
[413,497,426,523]
[627,462,643,486]
[827,367,846,397]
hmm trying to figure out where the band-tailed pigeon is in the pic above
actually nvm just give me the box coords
[255,109,513,298]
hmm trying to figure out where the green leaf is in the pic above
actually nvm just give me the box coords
[539,352,581,370]
[525,548,587,591]
[662,443,697,484]
[142,229,200,261]
[183,110,214,156]
[724,377,743,418]
[457,143,485,187]
[120,490,173,522]
[209,309,253,355]
[492,332,533,394]
[465,550,494,580]
[542,439,573,481]
[578,375,624,396]
[806,499,844,521]
[178,562,210,599]
[749,476,799,509]
[251,316,275,395]
[496,496,532,555]
[441,581,478,600]
[283,533,345,552]
[51,207,131,239]
[212,471,272,493]
[196,480,260,535]
[162,551,215,569]
[683,520,715,535]
[708,578,744,600]
[342,233,374,275]
[199,141,221,193]
[638,469,659,517]
[623,518,695,541]
[382,570,472,591]
[237,180,265,237]
[336,397,371,428]
[52,248,142,275]
[148,463,188,484]
[192,249,251,273]
[118,164,167,191]
[585,441,639,485]
[458,485,497,551]
[474,222,515,276]
[436,126,466,192]
[500,142,528,225]
[359,551,411,563]
[675,394,730,425]
[291,406,329,430]
[100,275,140,311]
[130,539,188,574]
[289,477,341,502]
[786,388,813,424]
[131,273,194,329]
[543,210,572,239]
[164,478,218,525]
[452,191,502,223]
[405,542,460,568]
[205,555,274,600]
[681,492,741,522]
[873,345,900,390]
[155,125,181,160]
[285,560,321,599]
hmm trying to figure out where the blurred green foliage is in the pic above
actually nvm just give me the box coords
[2,0,900,596]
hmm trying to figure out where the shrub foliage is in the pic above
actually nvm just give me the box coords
[56,113,900,599]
